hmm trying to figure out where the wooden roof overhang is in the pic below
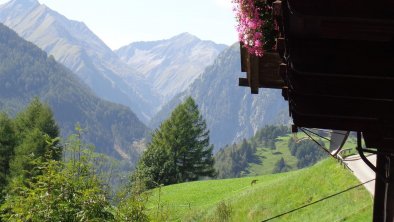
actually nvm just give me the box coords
[239,0,394,148]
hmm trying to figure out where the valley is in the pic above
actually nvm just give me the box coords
[0,1,376,221]
[0,0,290,157]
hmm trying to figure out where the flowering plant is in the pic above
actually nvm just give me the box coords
[233,0,276,57]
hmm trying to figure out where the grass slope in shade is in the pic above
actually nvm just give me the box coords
[148,159,372,221]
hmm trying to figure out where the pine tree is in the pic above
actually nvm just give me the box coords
[273,157,289,173]
[135,97,215,188]
[14,98,59,144]
[0,113,16,194]
[9,98,60,180]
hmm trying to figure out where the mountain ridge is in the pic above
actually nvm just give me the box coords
[0,0,159,123]
[116,32,227,103]
[150,43,291,150]
[0,22,147,162]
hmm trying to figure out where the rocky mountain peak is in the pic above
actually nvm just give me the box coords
[0,0,159,124]
[0,0,39,22]
[170,32,200,42]
[6,0,39,8]
[115,34,227,104]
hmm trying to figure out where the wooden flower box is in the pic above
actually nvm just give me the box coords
[239,43,285,94]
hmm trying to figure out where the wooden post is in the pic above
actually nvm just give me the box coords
[373,154,394,222]
[247,53,260,94]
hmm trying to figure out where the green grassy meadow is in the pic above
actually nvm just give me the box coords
[147,159,373,221]
[247,134,299,176]
[246,133,358,176]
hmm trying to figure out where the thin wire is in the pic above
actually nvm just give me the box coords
[299,127,335,158]
[314,128,349,136]
[302,128,331,142]
[299,128,353,171]
[261,179,375,222]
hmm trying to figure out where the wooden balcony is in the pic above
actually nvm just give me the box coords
[279,0,394,140]
[238,0,394,144]
[238,44,285,94]
[237,0,394,220]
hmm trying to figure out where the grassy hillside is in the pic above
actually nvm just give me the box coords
[215,125,359,178]
[246,134,299,176]
[247,134,358,176]
[147,159,372,221]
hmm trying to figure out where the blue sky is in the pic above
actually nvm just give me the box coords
[0,0,238,49]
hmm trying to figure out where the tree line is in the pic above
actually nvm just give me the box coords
[214,125,329,178]
[0,97,215,221]
[214,125,290,178]
[0,98,60,197]
[288,137,327,168]
[214,139,257,178]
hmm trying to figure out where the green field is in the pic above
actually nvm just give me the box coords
[247,134,299,176]
[246,133,358,176]
[146,159,373,221]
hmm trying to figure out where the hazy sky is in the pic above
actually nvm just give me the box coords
[0,0,238,49]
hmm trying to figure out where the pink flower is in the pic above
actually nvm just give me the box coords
[248,20,257,29]
[233,0,266,57]
[254,40,262,47]
[254,32,263,39]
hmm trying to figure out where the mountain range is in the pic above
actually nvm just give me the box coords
[150,44,290,150]
[0,0,158,123]
[115,33,227,103]
[0,0,290,154]
[0,0,226,123]
[0,22,147,161]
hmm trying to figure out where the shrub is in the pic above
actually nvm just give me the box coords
[215,201,233,222]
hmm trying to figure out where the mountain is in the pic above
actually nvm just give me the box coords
[115,33,227,103]
[150,44,291,151]
[0,0,159,123]
[0,22,148,161]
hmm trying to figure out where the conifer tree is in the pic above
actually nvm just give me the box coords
[273,157,289,173]
[135,97,215,188]
[9,98,60,180]
[0,113,16,194]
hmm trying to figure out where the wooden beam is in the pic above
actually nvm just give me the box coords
[238,78,249,87]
